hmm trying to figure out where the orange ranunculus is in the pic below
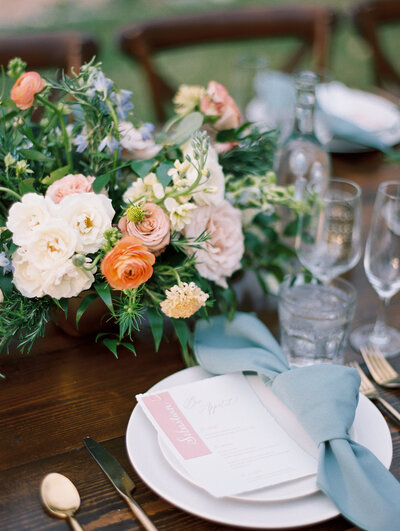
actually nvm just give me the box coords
[11,72,46,110]
[101,236,155,290]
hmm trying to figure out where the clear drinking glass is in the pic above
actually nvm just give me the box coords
[233,54,271,129]
[278,274,357,367]
[297,178,363,283]
[350,181,400,357]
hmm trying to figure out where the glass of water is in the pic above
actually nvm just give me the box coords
[297,178,362,283]
[278,274,357,367]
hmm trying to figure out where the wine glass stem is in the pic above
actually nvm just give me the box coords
[370,296,391,344]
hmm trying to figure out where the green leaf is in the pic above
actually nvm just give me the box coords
[168,112,203,145]
[0,275,13,296]
[146,308,164,351]
[53,297,69,317]
[19,148,52,162]
[42,164,70,186]
[283,218,299,238]
[120,342,137,355]
[94,282,114,314]
[130,159,155,178]
[92,173,111,193]
[172,318,191,358]
[75,292,98,328]
[155,161,174,188]
[103,337,119,358]
[19,178,36,194]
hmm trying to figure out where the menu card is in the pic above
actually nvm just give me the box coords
[137,372,317,498]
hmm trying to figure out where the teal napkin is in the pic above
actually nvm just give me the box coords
[194,312,400,531]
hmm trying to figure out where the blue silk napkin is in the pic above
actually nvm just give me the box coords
[194,313,400,531]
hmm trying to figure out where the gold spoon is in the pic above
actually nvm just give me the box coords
[41,472,84,531]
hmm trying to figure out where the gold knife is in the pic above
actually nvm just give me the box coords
[83,437,158,531]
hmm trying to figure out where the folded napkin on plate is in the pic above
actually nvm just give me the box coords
[194,313,400,531]
[255,74,399,151]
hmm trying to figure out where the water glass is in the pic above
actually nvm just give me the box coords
[278,274,357,367]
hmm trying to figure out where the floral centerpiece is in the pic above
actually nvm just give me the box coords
[0,58,304,364]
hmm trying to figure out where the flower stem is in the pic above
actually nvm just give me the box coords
[36,94,73,170]
[0,186,22,201]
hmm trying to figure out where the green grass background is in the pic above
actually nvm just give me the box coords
[2,0,400,122]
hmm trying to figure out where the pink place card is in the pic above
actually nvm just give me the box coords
[141,392,211,460]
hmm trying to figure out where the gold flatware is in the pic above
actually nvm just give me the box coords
[41,472,84,531]
[348,361,400,425]
[360,345,400,388]
[83,437,158,531]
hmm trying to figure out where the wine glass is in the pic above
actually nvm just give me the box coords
[297,178,363,284]
[350,180,400,357]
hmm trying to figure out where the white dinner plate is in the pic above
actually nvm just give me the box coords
[157,374,358,503]
[126,366,393,529]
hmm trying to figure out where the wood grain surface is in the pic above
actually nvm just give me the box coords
[0,151,399,530]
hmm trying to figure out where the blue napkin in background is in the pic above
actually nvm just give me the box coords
[194,313,400,531]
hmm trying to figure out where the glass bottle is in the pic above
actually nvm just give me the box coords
[275,71,330,196]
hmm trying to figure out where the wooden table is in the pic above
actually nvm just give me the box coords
[1,152,399,531]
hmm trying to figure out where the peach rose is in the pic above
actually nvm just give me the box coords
[11,72,46,110]
[200,81,241,131]
[46,174,97,204]
[183,200,244,288]
[101,236,155,290]
[118,202,170,256]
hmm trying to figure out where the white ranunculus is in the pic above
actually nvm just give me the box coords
[43,259,95,299]
[57,193,115,253]
[12,247,46,298]
[26,219,77,269]
[6,193,52,246]
[183,142,225,206]
[183,200,244,288]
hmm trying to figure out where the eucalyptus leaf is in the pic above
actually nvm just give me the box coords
[92,173,111,193]
[155,161,174,188]
[168,112,203,146]
[130,159,155,178]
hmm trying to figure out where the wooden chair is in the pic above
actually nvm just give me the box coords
[353,0,400,94]
[0,32,98,74]
[119,6,337,122]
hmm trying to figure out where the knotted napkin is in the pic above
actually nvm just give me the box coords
[194,313,400,531]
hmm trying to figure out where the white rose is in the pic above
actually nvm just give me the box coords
[12,247,46,298]
[183,143,225,206]
[26,219,77,269]
[43,258,95,299]
[6,193,52,246]
[184,200,244,287]
[119,121,161,160]
[57,193,114,253]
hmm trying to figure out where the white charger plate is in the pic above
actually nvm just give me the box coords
[126,367,393,529]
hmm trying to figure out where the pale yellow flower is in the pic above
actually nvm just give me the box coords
[173,85,204,115]
[160,282,209,319]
